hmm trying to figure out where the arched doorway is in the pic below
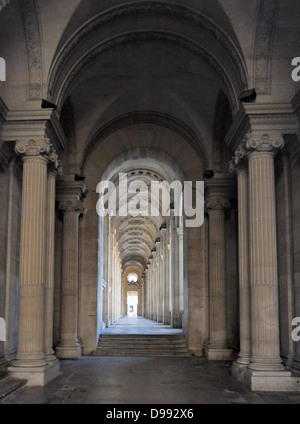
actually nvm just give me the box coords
[96,148,188,333]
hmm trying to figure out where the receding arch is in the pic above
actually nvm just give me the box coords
[82,111,209,173]
[47,1,248,115]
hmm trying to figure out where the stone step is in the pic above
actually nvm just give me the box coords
[100,334,185,339]
[98,340,187,345]
[97,346,189,352]
[95,333,190,357]
[93,351,191,357]
[0,375,27,403]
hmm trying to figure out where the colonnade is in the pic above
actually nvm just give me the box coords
[1,126,299,393]
[144,214,183,329]
[101,217,122,328]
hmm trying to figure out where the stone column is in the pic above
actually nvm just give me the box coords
[156,238,163,323]
[56,181,87,360]
[280,154,295,370]
[149,257,153,320]
[170,212,181,328]
[241,133,297,391]
[156,253,160,322]
[206,195,232,361]
[109,236,113,324]
[230,158,251,371]
[44,165,61,369]
[177,224,184,315]
[147,266,151,319]
[151,250,157,321]
[161,225,170,325]
[10,139,58,386]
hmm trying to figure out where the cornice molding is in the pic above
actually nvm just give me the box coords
[225,103,300,152]
[1,109,67,153]
[205,176,237,205]
[56,180,88,203]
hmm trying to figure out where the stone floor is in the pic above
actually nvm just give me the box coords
[102,316,183,335]
[2,317,300,404]
[2,357,300,404]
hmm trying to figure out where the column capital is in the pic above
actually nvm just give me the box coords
[245,132,284,156]
[229,145,248,175]
[58,199,83,214]
[15,138,51,160]
[206,198,230,211]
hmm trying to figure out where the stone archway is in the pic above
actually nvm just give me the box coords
[96,148,189,335]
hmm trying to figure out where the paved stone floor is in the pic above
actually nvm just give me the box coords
[102,316,183,335]
[2,357,300,404]
[2,317,300,404]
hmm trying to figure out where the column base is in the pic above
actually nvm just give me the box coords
[56,344,81,360]
[205,348,233,361]
[232,367,300,392]
[8,360,60,387]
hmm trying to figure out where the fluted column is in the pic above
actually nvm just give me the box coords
[161,225,170,325]
[152,250,158,322]
[149,257,153,320]
[206,196,232,360]
[156,238,163,323]
[44,166,61,364]
[10,139,59,385]
[177,224,184,315]
[170,212,181,328]
[56,181,87,359]
[230,158,251,368]
[246,133,285,372]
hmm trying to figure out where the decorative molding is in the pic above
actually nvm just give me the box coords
[225,103,299,152]
[15,138,50,157]
[245,132,284,155]
[205,177,237,210]
[2,109,67,153]
[58,199,83,214]
[229,145,248,174]
[20,0,43,101]
[56,180,88,204]
[254,0,279,95]
[206,198,231,211]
